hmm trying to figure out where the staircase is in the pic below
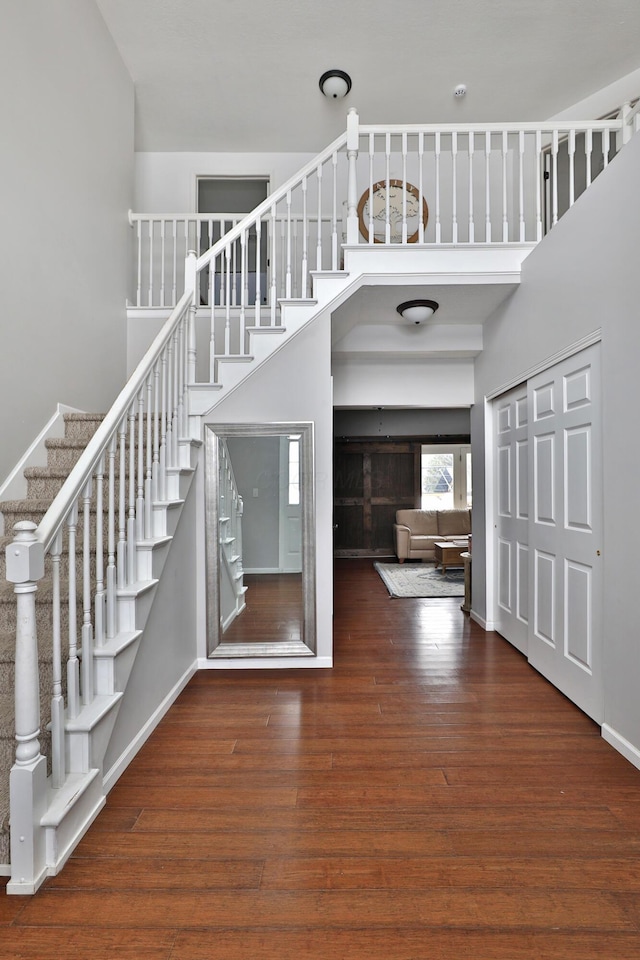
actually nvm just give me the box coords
[2,106,638,895]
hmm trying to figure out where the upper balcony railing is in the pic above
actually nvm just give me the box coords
[130,105,639,312]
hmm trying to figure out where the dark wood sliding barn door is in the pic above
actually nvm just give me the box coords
[334,441,420,557]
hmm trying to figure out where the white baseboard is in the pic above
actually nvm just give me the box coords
[0,864,11,876]
[601,723,640,771]
[103,662,198,792]
[470,609,493,630]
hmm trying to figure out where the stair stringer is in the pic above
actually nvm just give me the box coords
[7,440,201,893]
[188,243,532,423]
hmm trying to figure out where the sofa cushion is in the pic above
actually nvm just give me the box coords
[437,509,471,536]
[395,509,439,535]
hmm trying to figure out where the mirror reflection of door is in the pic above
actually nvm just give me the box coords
[222,435,302,645]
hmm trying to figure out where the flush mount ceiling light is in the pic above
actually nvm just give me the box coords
[319,69,352,100]
[396,299,440,325]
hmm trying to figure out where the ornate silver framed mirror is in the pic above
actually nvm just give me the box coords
[205,422,316,658]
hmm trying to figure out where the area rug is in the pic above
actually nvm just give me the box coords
[374,561,465,598]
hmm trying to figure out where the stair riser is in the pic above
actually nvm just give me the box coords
[62,418,105,441]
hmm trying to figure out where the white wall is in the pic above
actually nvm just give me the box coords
[134,152,316,212]
[472,131,640,759]
[333,358,474,407]
[0,1,134,484]
[200,316,333,667]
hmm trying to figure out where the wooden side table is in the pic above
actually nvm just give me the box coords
[460,551,472,614]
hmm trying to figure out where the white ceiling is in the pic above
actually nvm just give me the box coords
[96,0,640,154]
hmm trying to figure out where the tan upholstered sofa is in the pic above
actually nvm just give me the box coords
[393,508,471,563]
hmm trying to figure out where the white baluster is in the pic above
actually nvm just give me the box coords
[301,177,308,297]
[94,457,105,645]
[172,219,178,306]
[535,130,542,242]
[316,165,323,270]
[159,351,168,497]
[568,129,576,208]
[117,420,127,589]
[401,132,408,243]
[451,132,458,244]
[270,203,278,325]
[468,131,475,243]
[418,131,425,243]
[136,390,145,544]
[368,133,375,244]
[66,505,80,718]
[385,133,391,244]
[145,376,153,539]
[518,130,525,241]
[224,246,232,354]
[435,132,441,244]
[172,329,180,465]
[242,227,249,316]
[160,219,166,307]
[136,219,142,307]
[81,478,94,706]
[106,437,117,640]
[50,530,65,789]
[292,219,299,298]
[279,219,285,298]
[185,249,197,385]
[585,129,593,187]
[285,191,292,298]
[551,129,559,226]
[255,219,262,321]
[485,130,492,243]
[231,228,238,308]
[502,130,509,242]
[127,406,137,585]
[331,151,338,268]
[148,219,154,307]
[603,128,610,168]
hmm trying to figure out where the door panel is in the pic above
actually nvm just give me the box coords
[527,343,602,722]
[494,385,529,653]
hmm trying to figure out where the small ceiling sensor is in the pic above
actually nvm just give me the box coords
[454,84,467,98]
[319,70,352,100]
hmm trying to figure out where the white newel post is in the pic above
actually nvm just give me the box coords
[6,521,48,895]
[346,108,360,245]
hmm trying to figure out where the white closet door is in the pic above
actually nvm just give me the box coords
[494,385,529,654]
[527,343,603,722]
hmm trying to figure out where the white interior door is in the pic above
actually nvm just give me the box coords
[494,385,529,654]
[279,436,302,573]
[527,343,603,721]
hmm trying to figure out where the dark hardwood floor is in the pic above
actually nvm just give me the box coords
[3,558,640,958]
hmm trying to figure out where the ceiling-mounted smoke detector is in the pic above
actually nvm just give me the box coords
[454,84,467,98]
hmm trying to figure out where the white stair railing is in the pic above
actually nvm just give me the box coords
[131,107,638,376]
[5,288,195,892]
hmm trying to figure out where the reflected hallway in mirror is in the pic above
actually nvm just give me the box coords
[205,422,316,658]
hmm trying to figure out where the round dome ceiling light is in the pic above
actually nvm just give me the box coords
[396,299,440,325]
[319,70,352,100]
